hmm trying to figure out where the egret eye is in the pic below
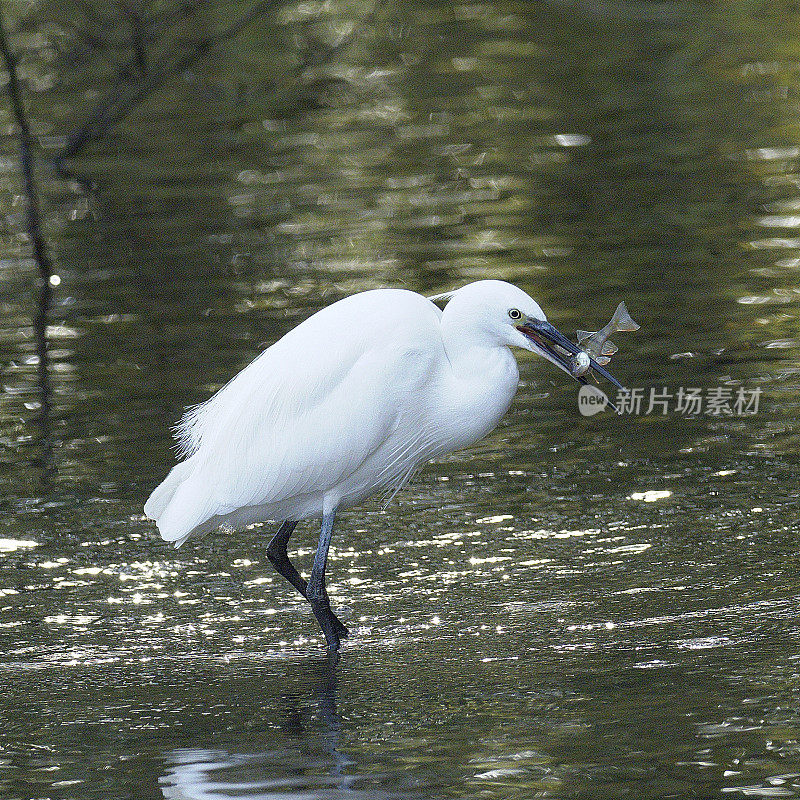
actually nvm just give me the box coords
[508,308,522,320]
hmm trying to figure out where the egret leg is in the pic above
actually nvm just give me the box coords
[266,520,348,641]
[308,511,344,651]
[266,521,306,597]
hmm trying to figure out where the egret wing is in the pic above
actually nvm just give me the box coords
[151,291,442,543]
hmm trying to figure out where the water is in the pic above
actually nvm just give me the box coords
[2,0,800,798]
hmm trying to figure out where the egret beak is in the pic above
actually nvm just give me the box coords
[517,318,624,390]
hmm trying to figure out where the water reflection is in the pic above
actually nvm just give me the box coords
[141,645,800,800]
[159,658,416,800]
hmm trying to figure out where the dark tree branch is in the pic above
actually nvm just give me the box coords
[54,0,281,166]
[53,0,380,168]
[0,11,54,478]
[54,1,203,71]
[118,2,148,77]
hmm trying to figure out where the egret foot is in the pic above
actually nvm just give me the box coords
[309,596,349,639]
[310,599,343,650]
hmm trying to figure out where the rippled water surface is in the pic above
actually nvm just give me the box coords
[2,1,800,798]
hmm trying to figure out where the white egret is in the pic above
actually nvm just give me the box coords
[145,279,621,650]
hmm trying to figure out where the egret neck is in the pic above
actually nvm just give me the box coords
[437,306,521,451]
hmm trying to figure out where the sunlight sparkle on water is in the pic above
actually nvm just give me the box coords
[0,538,38,552]
[628,490,673,502]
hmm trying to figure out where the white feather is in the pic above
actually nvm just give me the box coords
[145,280,550,546]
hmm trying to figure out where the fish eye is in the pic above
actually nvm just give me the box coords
[508,308,522,320]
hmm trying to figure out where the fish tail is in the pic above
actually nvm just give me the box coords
[610,301,640,332]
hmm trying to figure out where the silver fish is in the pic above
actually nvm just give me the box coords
[570,301,639,377]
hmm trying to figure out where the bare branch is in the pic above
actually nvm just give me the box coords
[54,0,281,166]
[54,0,380,166]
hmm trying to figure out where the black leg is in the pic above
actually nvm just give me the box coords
[266,521,306,597]
[266,519,348,641]
[307,511,345,650]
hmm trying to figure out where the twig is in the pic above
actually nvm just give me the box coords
[0,11,54,479]
[118,2,148,77]
[55,0,281,166]
[55,0,380,167]
[55,1,202,71]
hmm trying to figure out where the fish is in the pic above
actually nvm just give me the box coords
[570,301,639,378]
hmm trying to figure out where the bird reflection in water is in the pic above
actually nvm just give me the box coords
[158,658,413,800]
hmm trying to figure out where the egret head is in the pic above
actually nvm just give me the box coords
[436,280,622,388]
